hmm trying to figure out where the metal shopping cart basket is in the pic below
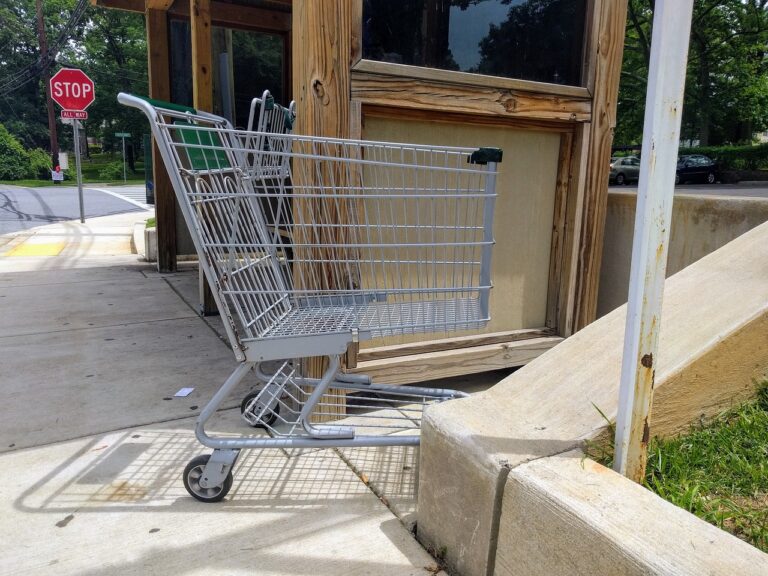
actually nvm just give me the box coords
[119,92,501,502]
[243,89,296,181]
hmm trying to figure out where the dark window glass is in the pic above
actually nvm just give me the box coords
[231,30,284,129]
[169,20,193,107]
[363,0,587,86]
[168,20,284,129]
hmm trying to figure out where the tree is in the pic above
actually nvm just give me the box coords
[72,8,148,157]
[0,0,77,150]
[616,0,768,147]
[0,1,147,163]
[476,0,586,86]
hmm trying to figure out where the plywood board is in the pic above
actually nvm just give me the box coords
[361,116,560,348]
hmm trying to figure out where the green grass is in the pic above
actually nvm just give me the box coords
[145,217,156,229]
[589,384,768,552]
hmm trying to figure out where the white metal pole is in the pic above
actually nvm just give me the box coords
[73,121,85,224]
[613,0,694,482]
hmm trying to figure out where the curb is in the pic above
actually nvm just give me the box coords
[132,222,145,259]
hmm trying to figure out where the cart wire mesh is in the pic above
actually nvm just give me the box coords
[242,360,463,438]
[134,96,499,354]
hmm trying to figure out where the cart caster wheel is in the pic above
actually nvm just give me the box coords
[240,392,280,428]
[183,455,233,503]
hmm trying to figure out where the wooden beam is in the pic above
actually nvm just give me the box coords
[292,0,353,410]
[146,0,173,10]
[350,337,563,386]
[90,0,144,12]
[571,0,629,331]
[352,69,592,123]
[146,8,177,272]
[293,0,352,139]
[190,0,212,111]
[350,0,362,68]
[556,124,590,336]
[189,0,217,314]
[546,131,575,331]
[96,0,291,33]
[362,104,575,134]
[354,60,592,99]
[169,1,291,32]
[357,328,555,363]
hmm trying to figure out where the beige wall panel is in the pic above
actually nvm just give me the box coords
[362,116,559,347]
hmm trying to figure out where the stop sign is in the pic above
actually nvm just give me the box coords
[50,68,95,111]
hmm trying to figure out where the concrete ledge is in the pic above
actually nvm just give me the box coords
[495,451,768,576]
[131,221,143,256]
[599,191,768,316]
[417,221,768,575]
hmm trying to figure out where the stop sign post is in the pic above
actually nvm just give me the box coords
[50,68,95,224]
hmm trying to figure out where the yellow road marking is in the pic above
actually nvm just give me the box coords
[6,241,67,257]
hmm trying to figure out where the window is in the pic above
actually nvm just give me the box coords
[363,0,587,86]
[169,20,285,129]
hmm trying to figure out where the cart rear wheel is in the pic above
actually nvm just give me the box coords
[183,455,233,503]
[240,392,280,428]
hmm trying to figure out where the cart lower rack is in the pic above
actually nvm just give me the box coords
[119,92,501,502]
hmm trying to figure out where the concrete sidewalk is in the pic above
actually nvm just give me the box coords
[0,213,457,575]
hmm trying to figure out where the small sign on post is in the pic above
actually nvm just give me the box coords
[50,68,95,224]
[61,110,88,120]
[114,132,131,183]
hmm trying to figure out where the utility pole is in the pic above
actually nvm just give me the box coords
[36,0,59,169]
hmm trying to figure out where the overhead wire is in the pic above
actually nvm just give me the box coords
[0,0,90,97]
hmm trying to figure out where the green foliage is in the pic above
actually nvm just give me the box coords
[0,122,31,180]
[0,1,148,155]
[231,29,284,128]
[617,0,768,146]
[678,143,768,171]
[477,0,585,86]
[27,147,53,179]
[98,161,124,181]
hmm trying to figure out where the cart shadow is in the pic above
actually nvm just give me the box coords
[13,423,410,515]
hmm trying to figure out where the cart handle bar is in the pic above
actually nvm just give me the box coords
[118,92,502,165]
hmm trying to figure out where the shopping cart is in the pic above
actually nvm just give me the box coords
[243,89,296,182]
[119,92,501,502]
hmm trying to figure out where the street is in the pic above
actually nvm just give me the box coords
[610,181,768,198]
[0,184,149,235]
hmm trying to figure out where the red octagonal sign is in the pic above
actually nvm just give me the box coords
[50,68,95,112]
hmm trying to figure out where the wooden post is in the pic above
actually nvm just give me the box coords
[571,0,629,331]
[545,130,575,332]
[190,0,217,315]
[293,0,353,416]
[293,0,352,141]
[146,6,177,272]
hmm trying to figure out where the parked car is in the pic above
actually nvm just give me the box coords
[676,154,719,184]
[609,156,641,185]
